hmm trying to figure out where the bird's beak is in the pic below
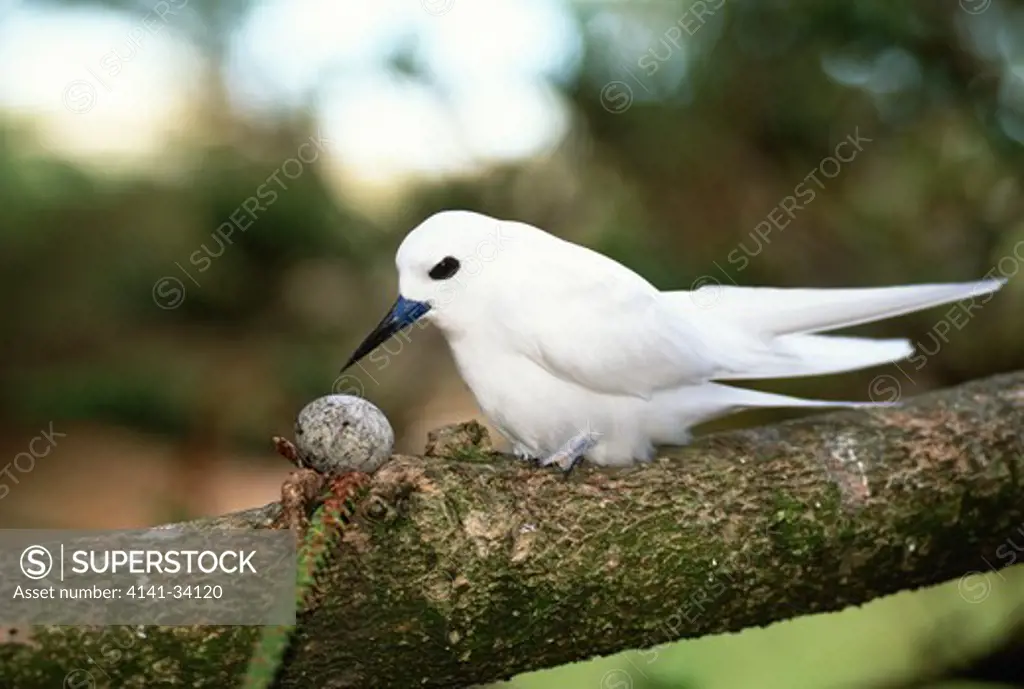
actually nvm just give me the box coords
[341,295,431,372]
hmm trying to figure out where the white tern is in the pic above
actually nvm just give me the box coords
[342,210,1005,470]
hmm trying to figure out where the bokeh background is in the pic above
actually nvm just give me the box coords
[1,0,1023,687]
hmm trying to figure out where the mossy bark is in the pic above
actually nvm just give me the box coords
[3,372,1023,689]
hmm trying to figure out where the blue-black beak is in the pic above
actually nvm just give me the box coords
[341,296,431,372]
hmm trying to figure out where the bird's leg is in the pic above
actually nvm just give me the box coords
[512,443,534,461]
[537,429,602,474]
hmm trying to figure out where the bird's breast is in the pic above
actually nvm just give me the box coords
[445,337,573,450]
[447,339,536,413]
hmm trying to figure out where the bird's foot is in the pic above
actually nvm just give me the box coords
[537,430,602,474]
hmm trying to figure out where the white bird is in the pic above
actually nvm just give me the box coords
[342,210,1005,469]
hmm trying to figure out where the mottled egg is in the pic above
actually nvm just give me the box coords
[293,395,394,474]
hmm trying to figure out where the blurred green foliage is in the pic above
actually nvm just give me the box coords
[2,0,1024,448]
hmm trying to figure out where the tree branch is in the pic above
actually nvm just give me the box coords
[4,371,1023,689]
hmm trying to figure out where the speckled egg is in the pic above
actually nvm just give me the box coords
[293,395,394,474]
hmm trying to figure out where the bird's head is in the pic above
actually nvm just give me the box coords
[341,210,521,372]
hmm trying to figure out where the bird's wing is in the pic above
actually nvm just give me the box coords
[666,280,1005,336]
[494,247,727,398]
[484,220,1005,396]
[661,279,1005,380]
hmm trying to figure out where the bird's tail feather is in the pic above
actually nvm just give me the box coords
[713,333,913,380]
[667,278,1004,380]
[647,382,887,446]
[697,383,886,410]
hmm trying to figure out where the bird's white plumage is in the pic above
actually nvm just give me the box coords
[390,210,1005,466]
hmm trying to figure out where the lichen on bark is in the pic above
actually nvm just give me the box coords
[1,371,1022,689]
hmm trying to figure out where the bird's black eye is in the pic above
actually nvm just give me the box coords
[428,256,460,280]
